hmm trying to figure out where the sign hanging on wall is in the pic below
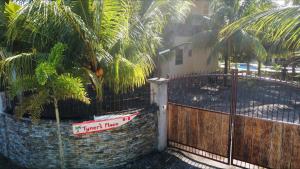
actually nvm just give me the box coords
[72,112,139,135]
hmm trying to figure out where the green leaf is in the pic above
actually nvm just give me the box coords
[15,89,50,123]
[8,75,39,99]
[48,42,67,66]
[4,1,21,24]
[53,74,90,104]
[35,62,57,85]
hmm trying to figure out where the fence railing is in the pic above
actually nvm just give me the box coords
[168,72,300,124]
[168,73,232,113]
[7,84,152,120]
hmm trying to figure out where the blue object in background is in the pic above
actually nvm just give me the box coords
[237,63,257,71]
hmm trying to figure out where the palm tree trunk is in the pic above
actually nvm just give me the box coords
[258,61,262,77]
[292,64,296,75]
[246,62,250,75]
[224,55,228,75]
[281,66,287,81]
[292,64,296,81]
[54,97,65,169]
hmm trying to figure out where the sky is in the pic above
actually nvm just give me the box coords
[274,0,285,5]
[273,0,292,6]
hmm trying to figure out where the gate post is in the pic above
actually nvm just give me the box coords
[148,78,169,151]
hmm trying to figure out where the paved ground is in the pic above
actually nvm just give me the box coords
[1,148,238,169]
[117,149,228,169]
[169,79,300,123]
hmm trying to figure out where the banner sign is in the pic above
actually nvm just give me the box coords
[72,112,139,135]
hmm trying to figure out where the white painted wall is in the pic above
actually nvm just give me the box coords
[160,0,218,77]
[160,36,218,77]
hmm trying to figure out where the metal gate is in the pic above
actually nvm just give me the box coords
[167,70,300,168]
[167,103,230,163]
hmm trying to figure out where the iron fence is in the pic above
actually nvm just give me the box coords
[7,84,152,120]
[168,73,232,113]
[168,72,300,124]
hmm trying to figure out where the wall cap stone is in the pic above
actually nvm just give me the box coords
[148,78,169,85]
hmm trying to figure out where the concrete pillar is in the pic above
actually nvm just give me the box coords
[148,78,169,151]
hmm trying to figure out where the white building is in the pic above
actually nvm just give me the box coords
[159,0,218,77]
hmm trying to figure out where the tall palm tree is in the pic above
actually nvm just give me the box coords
[192,0,272,75]
[1,0,192,97]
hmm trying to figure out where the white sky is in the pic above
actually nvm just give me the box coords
[274,0,285,5]
[273,0,292,6]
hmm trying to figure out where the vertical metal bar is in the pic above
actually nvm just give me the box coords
[228,69,238,165]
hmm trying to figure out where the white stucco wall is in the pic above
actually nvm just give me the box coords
[160,0,217,77]
[160,36,218,77]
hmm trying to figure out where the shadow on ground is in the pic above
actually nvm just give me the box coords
[115,149,221,169]
[1,149,220,169]
[0,155,26,169]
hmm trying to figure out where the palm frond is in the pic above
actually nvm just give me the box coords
[53,73,90,104]
[83,67,104,100]
[48,42,67,66]
[106,53,154,93]
[35,62,57,85]
[15,89,49,123]
[6,0,98,59]
[0,52,36,79]
[191,30,218,49]
[221,6,300,50]
[237,30,268,61]
[8,75,39,99]
[99,0,130,49]
[4,1,21,24]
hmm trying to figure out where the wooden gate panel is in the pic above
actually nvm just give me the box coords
[168,104,178,142]
[232,115,244,160]
[177,106,188,145]
[257,118,272,166]
[291,126,300,169]
[220,114,230,156]
[188,108,198,147]
[168,103,229,157]
[280,124,293,169]
[269,123,282,169]
[233,115,300,169]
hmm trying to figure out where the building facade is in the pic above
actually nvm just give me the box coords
[160,0,218,77]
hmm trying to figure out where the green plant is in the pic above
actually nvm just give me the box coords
[8,43,90,122]
[5,42,90,169]
[221,1,300,54]
[272,63,282,72]
[192,0,272,74]
[1,0,192,96]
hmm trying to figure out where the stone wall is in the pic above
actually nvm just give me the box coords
[0,107,158,169]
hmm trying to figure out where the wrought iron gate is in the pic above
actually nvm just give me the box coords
[167,70,300,168]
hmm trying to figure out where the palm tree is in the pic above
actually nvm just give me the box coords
[221,1,300,53]
[285,0,300,5]
[1,0,192,97]
[4,43,90,169]
[220,1,300,79]
[192,0,272,75]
